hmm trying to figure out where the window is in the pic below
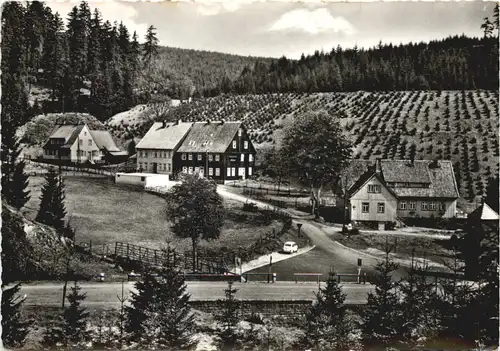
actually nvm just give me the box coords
[215,154,220,161]
[194,167,199,173]
[421,201,428,211]
[244,141,248,149]
[248,167,252,176]
[197,154,202,161]
[430,202,436,211]
[232,167,236,176]
[209,168,213,176]
[182,166,187,173]
[141,177,145,181]
[377,203,385,213]
[145,163,148,169]
[232,140,237,149]
[188,167,193,174]
[368,184,381,193]
[399,201,407,210]
[241,154,244,162]
[181,153,186,160]
[409,201,416,210]
[79,139,82,145]
[215,168,220,176]
[167,163,171,172]
[84,131,87,136]
[440,202,446,211]
[249,154,254,162]
[362,203,370,213]
[188,154,193,160]
[208,154,213,161]
[238,128,242,137]
[238,167,245,176]
[227,167,231,176]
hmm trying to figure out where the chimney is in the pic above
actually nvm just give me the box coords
[162,120,166,128]
[176,119,182,125]
[221,119,226,125]
[206,119,211,124]
[375,158,382,175]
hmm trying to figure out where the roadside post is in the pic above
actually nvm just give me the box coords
[357,258,362,284]
[297,223,303,237]
[268,255,273,283]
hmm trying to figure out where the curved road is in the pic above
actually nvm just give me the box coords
[217,187,409,280]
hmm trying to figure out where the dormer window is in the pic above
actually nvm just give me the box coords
[188,154,193,160]
[197,154,202,161]
[182,153,186,160]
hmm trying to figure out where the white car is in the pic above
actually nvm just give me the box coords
[283,241,298,254]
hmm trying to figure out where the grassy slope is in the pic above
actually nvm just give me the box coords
[24,176,286,252]
[110,90,499,203]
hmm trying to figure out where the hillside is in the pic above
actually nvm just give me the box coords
[110,90,499,201]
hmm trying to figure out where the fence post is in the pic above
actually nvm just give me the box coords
[89,240,92,255]
[115,242,118,256]
[127,244,130,260]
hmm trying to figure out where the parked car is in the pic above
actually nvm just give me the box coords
[283,241,298,254]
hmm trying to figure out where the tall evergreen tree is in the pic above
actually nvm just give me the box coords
[1,2,27,76]
[129,31,141,79]
[36,167,66,230]
[363,242,401,347]
[42,281,90,348]
[143,25,159,67]
[41,11,66,102]
[304,271,353,350]
[1,284,33,348]
[216,281,240,347]
[87,8,103,83]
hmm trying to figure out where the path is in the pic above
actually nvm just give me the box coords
[19,281,374,306]
[217,186,450,279]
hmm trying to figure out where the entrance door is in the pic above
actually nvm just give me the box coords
[153,163,158,173]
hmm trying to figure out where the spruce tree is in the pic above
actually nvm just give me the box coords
[363,243,401,347]
[42,281,90,348]
[398,259,442,346]
[143,25,159,67]
[304,271,352,350]
[36,167,66,230]
[1,284,33,348]
[216,280,240,347]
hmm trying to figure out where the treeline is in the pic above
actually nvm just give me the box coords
[208,35,499,96]
[1,1,153,122]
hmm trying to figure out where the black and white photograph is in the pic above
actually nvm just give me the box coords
[1,0,499,349]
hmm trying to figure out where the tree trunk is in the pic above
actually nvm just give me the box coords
[310,186,322,218]
[192,238,197,273]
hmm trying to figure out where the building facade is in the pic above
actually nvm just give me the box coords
[174,121,256,183]
[42,124,101,163]
[135,120,193,175]
[348,159,460,225]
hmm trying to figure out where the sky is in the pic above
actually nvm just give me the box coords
[46,0,496,59]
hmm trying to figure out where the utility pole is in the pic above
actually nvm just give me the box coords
[342,172,349,233]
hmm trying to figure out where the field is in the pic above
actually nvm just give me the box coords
[110,90,499,202]
[24,176,287,253]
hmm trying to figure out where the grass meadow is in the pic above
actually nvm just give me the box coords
[24,175,284,253]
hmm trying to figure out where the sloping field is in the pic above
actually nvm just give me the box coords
[111,90,499,201]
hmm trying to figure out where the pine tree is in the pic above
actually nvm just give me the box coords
[304,271,352,350]
[143,25,159,67]
[363,242,401,347]
[125,271,160,342]
[36,167,66,230]
[42,281,90,348]
[1,284,33,348]
[1,2,27,77]
[129,31,141,79]
[1,119,30,210]
[216,281,240,347]
[87,8,103,83]
[398,258,442,346]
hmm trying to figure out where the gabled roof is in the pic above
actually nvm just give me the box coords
[348,170,398,199]
[136,122,193,150]
[380,160,431,184]
[387,160,459,199]
[468,203,499,221]
[89,130,120,152]
[43,124,85,149]
[177,121,242,153]
[343,160,375,190]
[347,159,460,200]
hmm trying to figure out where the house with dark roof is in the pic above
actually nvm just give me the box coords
[42,123,123,164]
[174,120,256,183]
[135,120,193,175]
[348,159,460,226]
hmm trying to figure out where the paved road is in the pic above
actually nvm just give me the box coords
[218,187,408,279]
[20,282,374,307]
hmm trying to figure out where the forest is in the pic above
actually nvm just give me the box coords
[2,1,499,125]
